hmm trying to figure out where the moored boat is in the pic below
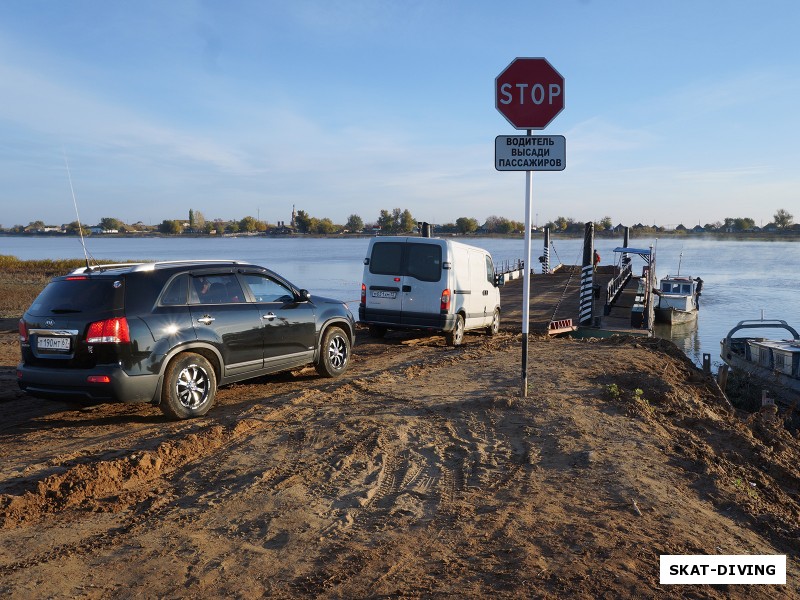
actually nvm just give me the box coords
[720,319,800,395]
[654,274,702,325]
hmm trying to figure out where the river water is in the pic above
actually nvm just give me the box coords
[3,235,798,368]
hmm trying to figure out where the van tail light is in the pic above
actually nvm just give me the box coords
[86,317,130,344]
[440,289,451,312]
[18,319,28,342]
[360,283,366,306]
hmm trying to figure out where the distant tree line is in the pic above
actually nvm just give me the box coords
[3,208,796,236]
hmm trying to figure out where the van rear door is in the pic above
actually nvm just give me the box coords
[402,241,444,323]
[365,241,405,322]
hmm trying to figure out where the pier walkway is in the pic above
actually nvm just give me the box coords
[499,265,652,337]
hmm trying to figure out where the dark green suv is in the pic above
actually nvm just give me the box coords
[17,260,355,419]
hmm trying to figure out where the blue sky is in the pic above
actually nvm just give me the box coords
[1,0,798,229]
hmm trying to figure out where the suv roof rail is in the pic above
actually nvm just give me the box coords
[70,259,249,275]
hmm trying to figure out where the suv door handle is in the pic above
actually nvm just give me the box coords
[197,315,215,325]
[262,312,276,321]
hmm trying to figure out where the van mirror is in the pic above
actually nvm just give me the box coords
[363,258,370,265]
[494,274,505,287]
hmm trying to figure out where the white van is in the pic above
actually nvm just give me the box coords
[359,236,502,345]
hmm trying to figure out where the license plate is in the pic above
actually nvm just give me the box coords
[371,291,397,299]
[37,336,71,351]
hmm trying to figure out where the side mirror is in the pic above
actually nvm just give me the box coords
[363,258,370,265]
[494,274,505,287]
[298,289,311,301]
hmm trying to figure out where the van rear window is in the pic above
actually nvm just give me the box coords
[406,244,442,282]
[369,242,442,282]
[369,243,403,275]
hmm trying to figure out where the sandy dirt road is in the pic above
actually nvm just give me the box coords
[0,323,798,598]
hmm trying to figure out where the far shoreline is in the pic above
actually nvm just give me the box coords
[1,232,799,242]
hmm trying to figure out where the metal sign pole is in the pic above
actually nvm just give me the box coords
[521,129,533,397]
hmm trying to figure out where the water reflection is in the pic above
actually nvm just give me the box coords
[653,319,702,365]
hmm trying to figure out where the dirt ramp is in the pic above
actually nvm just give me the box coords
[0,330,798,597]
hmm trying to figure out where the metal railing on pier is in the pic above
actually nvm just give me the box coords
[494,259,525,277]
[606,262,632,308]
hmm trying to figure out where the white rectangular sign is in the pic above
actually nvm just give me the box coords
[495,135,566,171]
[660,555,786,585]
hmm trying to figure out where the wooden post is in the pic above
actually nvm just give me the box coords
[578,222,594,326]
[717,364,729,392]
[542,226,550,274]
[623,226,630,269]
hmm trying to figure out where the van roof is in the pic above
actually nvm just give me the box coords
[367,236,489,254]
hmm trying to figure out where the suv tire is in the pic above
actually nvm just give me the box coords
[160,352,217,419]
[315,326,351,377]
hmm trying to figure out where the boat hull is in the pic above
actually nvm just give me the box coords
[654,306,697,325]
[720,340,800,395]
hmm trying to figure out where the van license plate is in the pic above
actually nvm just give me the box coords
[37,337,71,351]
[372,291,397,299]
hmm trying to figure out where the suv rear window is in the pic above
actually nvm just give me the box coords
[28,278,124,315]
[369,242,442,282]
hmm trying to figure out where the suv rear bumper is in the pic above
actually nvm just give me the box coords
[17,363,160,404]
[359,307,457,331]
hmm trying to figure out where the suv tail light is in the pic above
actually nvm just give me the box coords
[86,317,130,344]
[18,319,28,342]
[440,289,451,312]
[360,283,366,306]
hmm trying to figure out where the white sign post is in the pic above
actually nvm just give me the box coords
[495,58,566,397]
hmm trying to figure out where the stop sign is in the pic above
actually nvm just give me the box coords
[495,57,564,130]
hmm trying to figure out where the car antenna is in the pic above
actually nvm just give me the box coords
[63,148,92,270]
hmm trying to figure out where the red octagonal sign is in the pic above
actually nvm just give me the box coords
[496,57,565,130]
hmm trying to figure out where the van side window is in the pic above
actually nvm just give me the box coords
[406,244,442,282]
[369,243,403,275]
[485,255,495,284]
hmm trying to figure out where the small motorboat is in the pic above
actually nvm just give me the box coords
[654,274,702,325]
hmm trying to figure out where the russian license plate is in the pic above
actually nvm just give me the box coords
[371,290,397,299]
[37,336,71,351]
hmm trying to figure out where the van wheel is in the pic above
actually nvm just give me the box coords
[160,352,217,420]
[445,314,465,346]
[486,309,500,336]
[368,324,386,338]
[316,326,351,377]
